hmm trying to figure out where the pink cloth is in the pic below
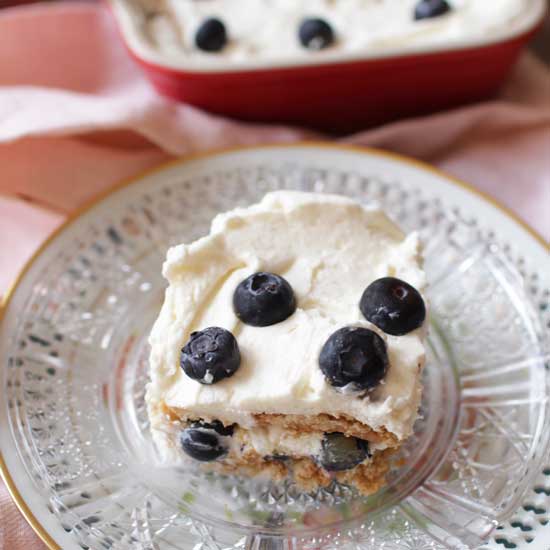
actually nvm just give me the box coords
[0,2,548,549]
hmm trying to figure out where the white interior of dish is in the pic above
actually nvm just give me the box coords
[106,0,546,73]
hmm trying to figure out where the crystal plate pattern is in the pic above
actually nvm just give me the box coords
[2,158,549,550]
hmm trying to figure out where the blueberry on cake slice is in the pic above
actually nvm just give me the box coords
[147,191,427,495]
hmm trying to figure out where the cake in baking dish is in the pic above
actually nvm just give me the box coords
[147,191,427,494]
[128,0,529,65]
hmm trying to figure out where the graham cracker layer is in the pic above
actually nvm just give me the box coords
[253,413,398,447]
[162,402,399,448]
[211,447,395,496]
[154,401,399,495]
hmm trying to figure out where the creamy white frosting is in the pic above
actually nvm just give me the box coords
[137,0,530,65]
[235,426,323,458]
[148,191,427,446]
[236,425,387,458]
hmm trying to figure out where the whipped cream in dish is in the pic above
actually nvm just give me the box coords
[125,0,532,67]
[147,191,427,451]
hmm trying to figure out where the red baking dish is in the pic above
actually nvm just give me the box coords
[106,1,546,133]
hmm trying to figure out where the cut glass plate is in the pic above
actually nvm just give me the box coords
[1,146,548,550]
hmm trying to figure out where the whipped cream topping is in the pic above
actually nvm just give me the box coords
[136,0,530,66]
[148,191,427,442]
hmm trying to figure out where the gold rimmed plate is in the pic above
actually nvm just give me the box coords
[1,144,549,550]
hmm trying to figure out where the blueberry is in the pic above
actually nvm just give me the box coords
[190,419,235,437]
[319,327,388,391]
[180,420,233,461]
[320,433,370,472]
[414,0,451,20]
[233,272,296,327]
[359,277,426,336]
[298,18,334,50]
[195,18,227,52]
[180,327,240,384]
[265,454,290,462]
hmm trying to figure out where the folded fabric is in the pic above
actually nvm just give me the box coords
[0,2,548,549]
[0,2,548,232]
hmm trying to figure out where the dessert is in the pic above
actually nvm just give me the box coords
[147,191,427,495]
[127,0,530,66]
